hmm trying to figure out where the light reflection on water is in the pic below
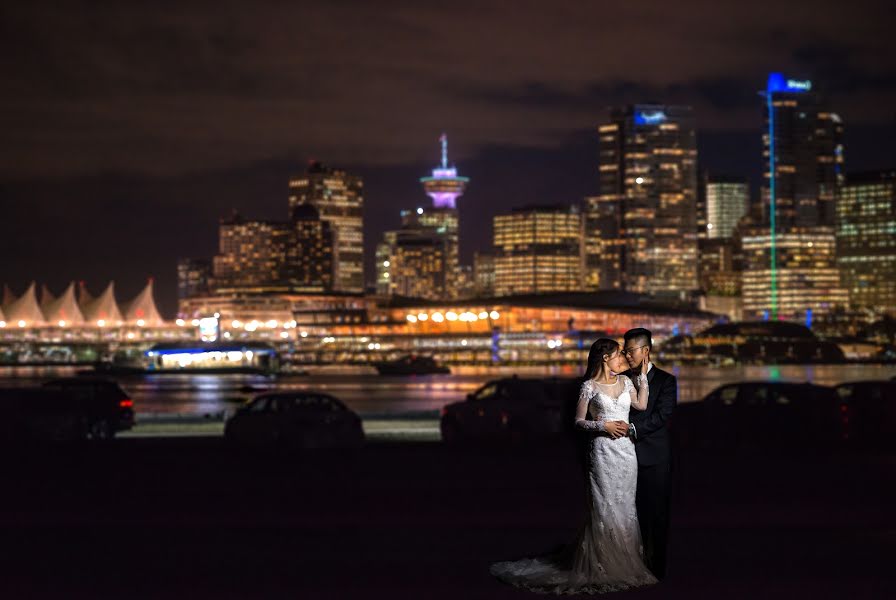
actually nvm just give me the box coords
[1,363,894,418]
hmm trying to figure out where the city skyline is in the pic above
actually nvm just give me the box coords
[2,1,895,317]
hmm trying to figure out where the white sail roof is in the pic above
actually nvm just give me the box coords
[41,282,85,325]
[2,284,15,307]
[78,281,95,307]
[122,279,164,326]
[2,282,47,325]
[80,282,123,324]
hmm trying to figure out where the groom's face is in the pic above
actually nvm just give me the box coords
[623,338,649,369]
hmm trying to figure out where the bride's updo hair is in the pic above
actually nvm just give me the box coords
[583,338,620,381]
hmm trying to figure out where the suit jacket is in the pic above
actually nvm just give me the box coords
[625,365,677,467]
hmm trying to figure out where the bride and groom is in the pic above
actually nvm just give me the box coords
[490,328,677,594]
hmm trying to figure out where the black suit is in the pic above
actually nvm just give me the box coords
[625,365,676,580]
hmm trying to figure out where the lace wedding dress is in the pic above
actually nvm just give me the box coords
[490,376,658,594]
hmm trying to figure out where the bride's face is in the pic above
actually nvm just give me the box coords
[606,350,629,374]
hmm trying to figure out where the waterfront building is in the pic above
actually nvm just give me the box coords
[288,162,364,293]
[2,282,46,327]
[741,229,848,322]
[588,104,698,297]
[80,281,124,326]
[836,170,896,316]
[493,204,582,296]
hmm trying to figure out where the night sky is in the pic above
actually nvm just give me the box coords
[2,1,895,317]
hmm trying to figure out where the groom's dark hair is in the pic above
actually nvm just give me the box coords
[623,327,652,350]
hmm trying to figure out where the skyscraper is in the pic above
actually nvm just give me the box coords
[177,258,211,300]
[761,73,844,230]
[493,204,582,296]
[375,228,447,300]
[287,204,335,293]
[745,73,847,321]
[288,162,364,293]
[588,105,698,298]
[836,170,896,316]
[212,212,292,291]
[703,175,749,239]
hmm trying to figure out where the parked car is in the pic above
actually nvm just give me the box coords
[834,380,896,446]
[672,382,842,450]
[42,378,135,440]
[0,388,89,442]
[440,376,580,443]
[224,392,364,448]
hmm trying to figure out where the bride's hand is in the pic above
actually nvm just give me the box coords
[605,421,628,438]
[641,352,650,377]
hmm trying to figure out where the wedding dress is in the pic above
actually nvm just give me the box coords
[490,375,658,594]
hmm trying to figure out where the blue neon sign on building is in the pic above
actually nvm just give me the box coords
[766,73,812,94]
[634,108,667,125]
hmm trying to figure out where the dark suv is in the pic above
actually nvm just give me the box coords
[42,378,135,439]
[673,381,842,450]
[834,380,896,445]
[440,376,580,443]
[225,392,364,448]
[0,388,89,442]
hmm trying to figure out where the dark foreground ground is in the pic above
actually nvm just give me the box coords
[0,437,894,599]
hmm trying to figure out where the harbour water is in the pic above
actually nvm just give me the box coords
[2,363,894,419]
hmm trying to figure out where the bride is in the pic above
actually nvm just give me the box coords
[490,338,659,594]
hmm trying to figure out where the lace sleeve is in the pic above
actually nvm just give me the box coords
[574,380,606,432]
[629,374,649,411]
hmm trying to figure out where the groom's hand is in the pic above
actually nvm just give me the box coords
[605,421,629,438]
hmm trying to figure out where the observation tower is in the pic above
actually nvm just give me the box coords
[419,134,469,209]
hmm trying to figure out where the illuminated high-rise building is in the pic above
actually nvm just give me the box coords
[376,229,447,300]
[286,204,335,293]
[761,73,844,231]
[703,175,749,239]
[742,230,848,321]
[420,134,469,210]
[212,212,292,291]
[288,162,364,293]
[836,170,896,315]
[698,238,740,296]
[177,258,211,300]
[401,205,459,296]
[493,205,582,296]
[748,73,847,321]
[588,105,698,297]
[473,251,496,297]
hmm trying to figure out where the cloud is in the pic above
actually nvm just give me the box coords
[0,0,894,179]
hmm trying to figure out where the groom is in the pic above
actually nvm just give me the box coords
[622,328,676,580]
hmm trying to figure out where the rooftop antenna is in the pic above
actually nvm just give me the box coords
[440,133,448,169]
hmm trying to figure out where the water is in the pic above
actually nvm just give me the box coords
[2,363,894,419]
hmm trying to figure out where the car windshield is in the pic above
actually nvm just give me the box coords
[248,397,270,412]
[472,383,498,401]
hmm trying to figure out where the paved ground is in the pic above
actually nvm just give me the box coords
[120,417,442,441]
[1,437,893,598]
